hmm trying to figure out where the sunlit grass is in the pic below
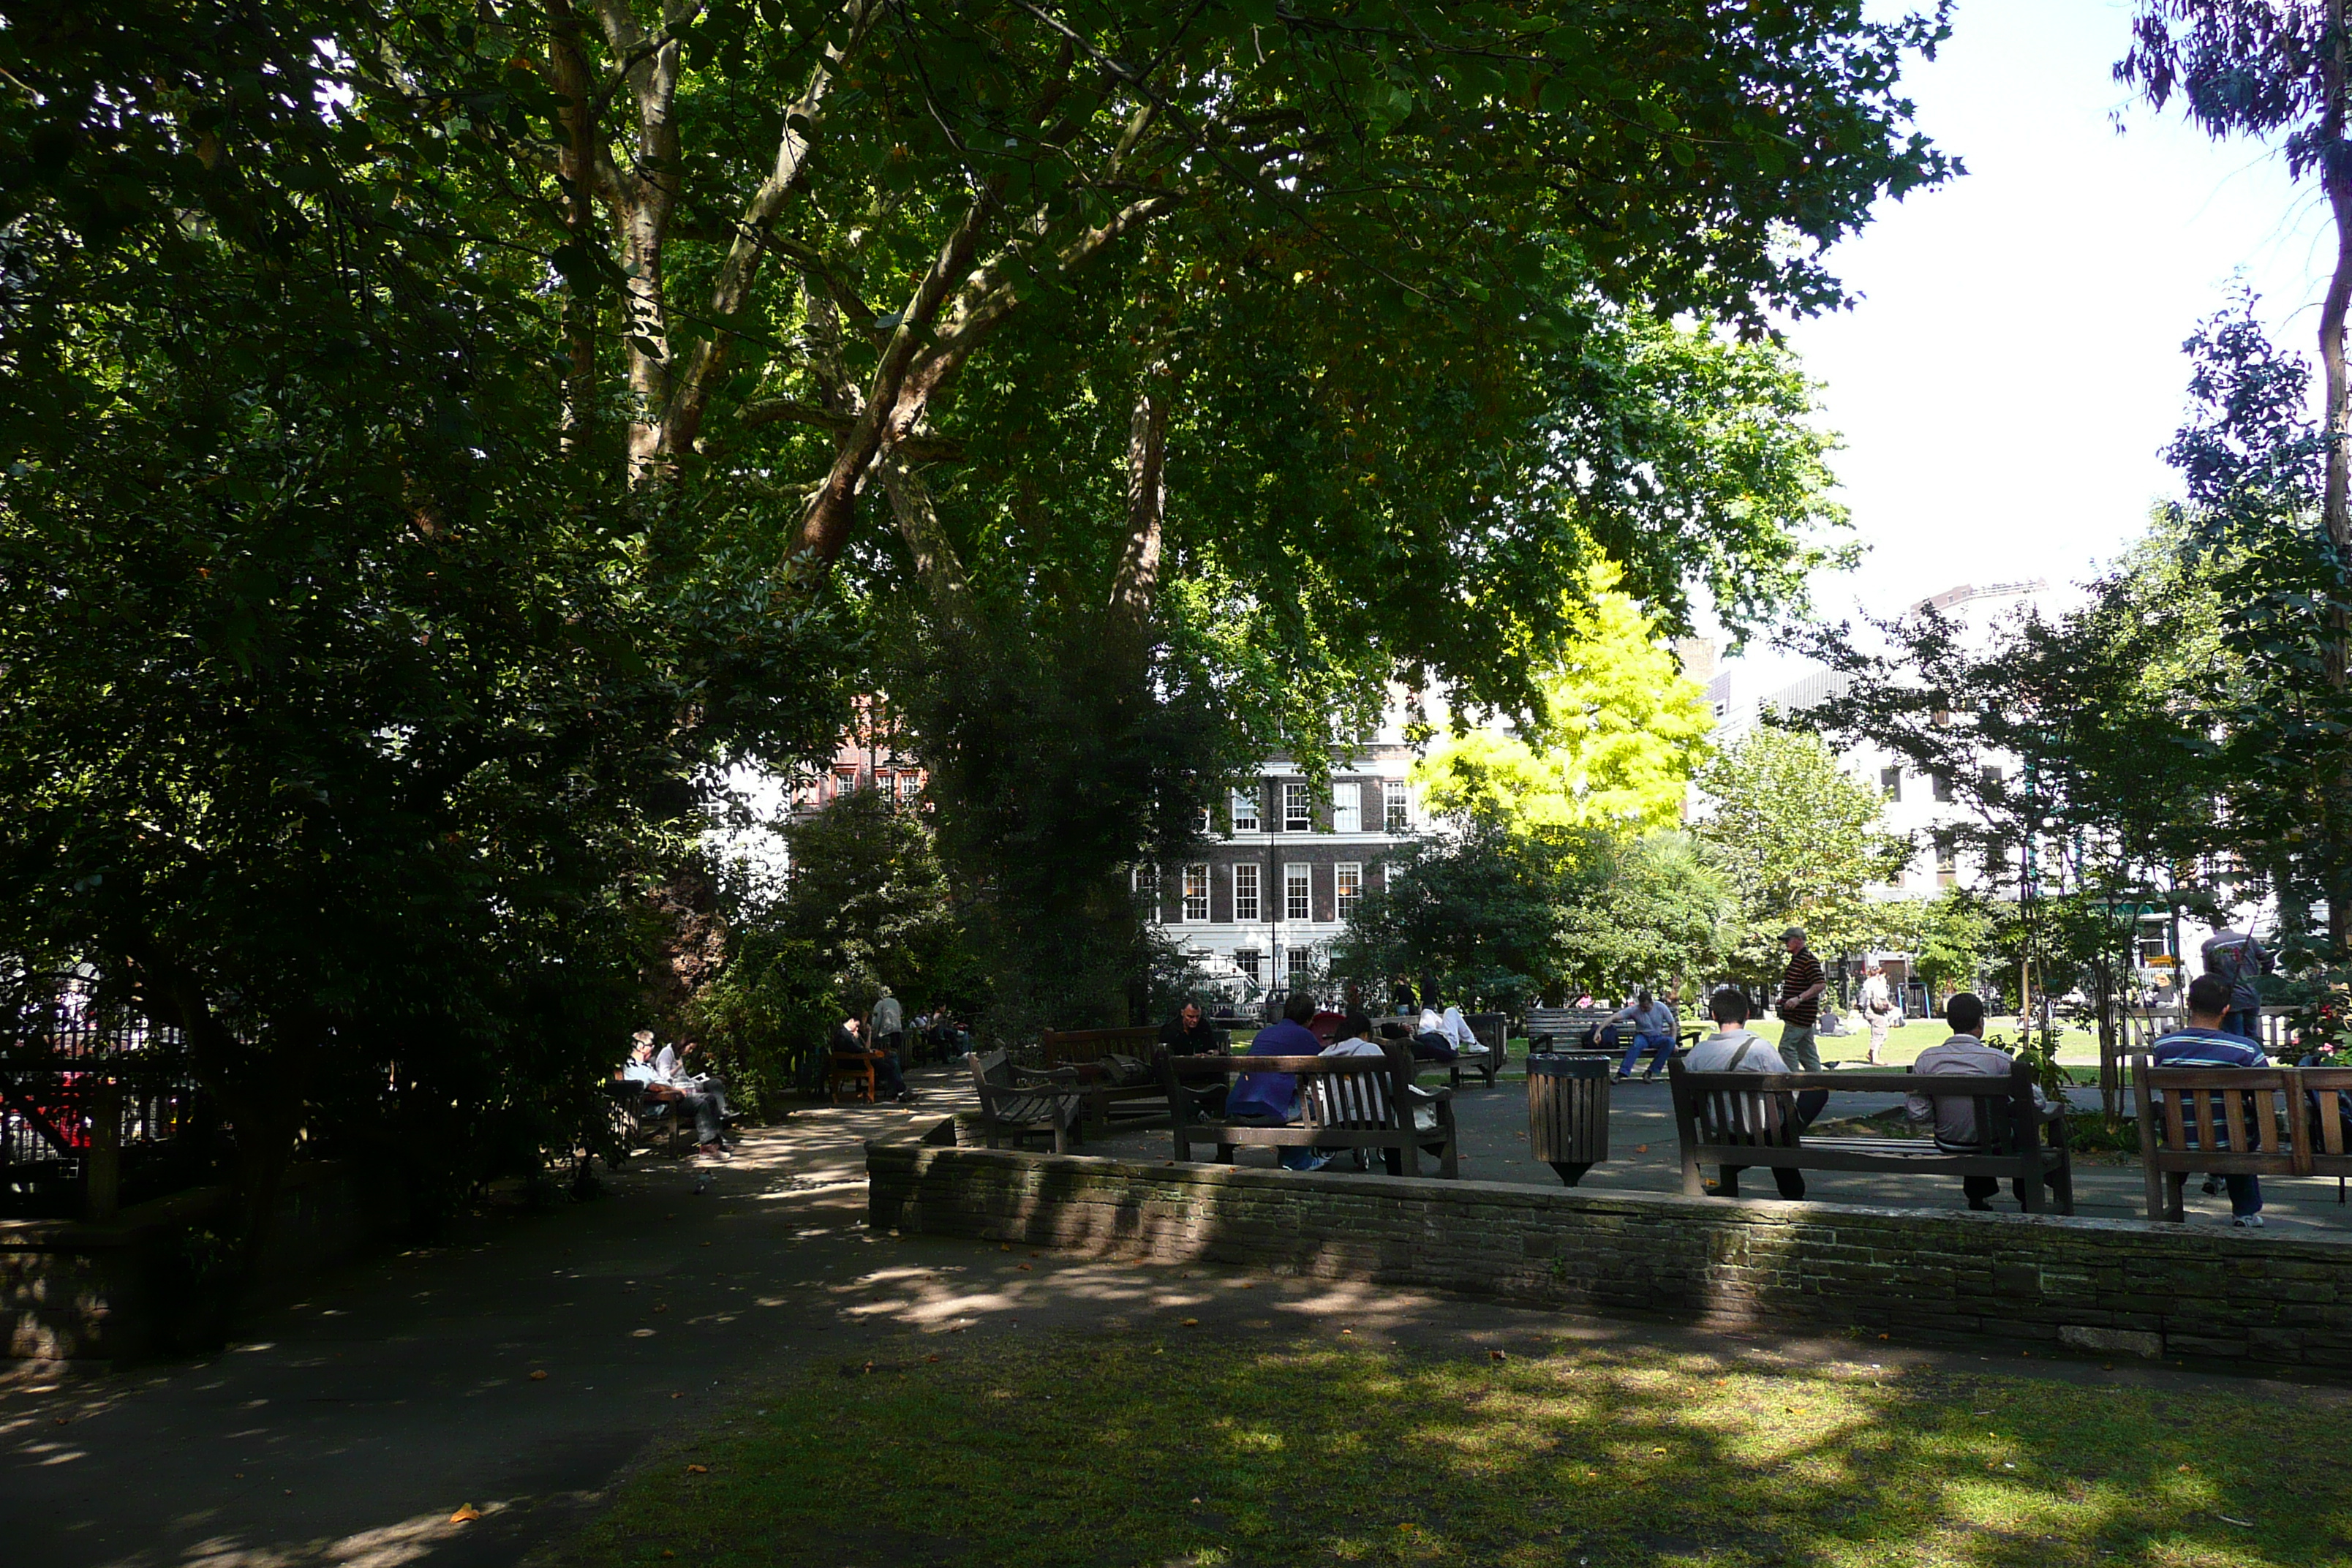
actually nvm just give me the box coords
[559,1331,2346,1567]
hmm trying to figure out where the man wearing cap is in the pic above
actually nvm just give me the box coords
[1775,926,1826,1073]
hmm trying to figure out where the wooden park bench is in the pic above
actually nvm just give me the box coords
[1666,1060,2074,1213]
[965,1049,1088,1154]
[1154,1043,1459,1178]
[1039,1023,1216,1132]
[2130,1054,2352,1221]
[1523,1006,1619,1053]
[826,1039,892,1103]
[1368,1014,1506,1090]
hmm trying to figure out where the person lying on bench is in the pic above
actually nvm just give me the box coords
[2154,973,2269,1229]
[1903,991,2051,1211]
[1226,991,1332,1171]
[619,1037,734,1160]
[1688,988,1827,1199]
[1411,1005,1460,1063]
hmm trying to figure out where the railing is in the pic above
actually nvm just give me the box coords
[1,970,212,1219]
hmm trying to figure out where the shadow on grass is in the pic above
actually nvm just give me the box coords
[552,1330,2352,1568]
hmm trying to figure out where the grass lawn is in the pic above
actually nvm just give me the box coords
[562,1331,2346,1567]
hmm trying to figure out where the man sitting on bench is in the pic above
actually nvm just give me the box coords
[619,1036,734,1160]
[1226,991,1332,1171]
[1688,988,1826,1199]
[1904,992,2051,1210]
[2153,973,2269,1229]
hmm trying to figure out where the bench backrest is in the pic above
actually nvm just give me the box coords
[1667,1062,2042,1153]
[1524,1007,1618,1047]
[1153,1044,1416,1132]
[2129,1054,2301,1160]
[1040,1025,1164,1069]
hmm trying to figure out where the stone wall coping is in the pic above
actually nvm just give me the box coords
[866,1120,2352,1263]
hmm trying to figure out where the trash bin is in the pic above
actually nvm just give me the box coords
[1526,1052,1613,1186]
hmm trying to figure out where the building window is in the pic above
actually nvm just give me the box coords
[1286,947,1313,980]
[1232,862,1260,921]
[833,768,858,799]
[1284,863,1311,921]
[1231,787,1260,833]
[1934,834,1956,889]
[1333,784,1362,834]
[1880,766,1901,801]
[1283,781,1313,832]
[1197,804,1213,834]
[1931,771,1954,804]
[1183,864,1210,922]
[1134,862,1159,899]
[1980,765,2005,791]
[1335,864,1362,921]
[1234,949,1261,983]
[1384,780,1410,834]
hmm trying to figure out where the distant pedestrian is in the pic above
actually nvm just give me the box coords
[870,987,904,1057]
[1775,927,1826,1071]
[2198,925,2274,1043]
[1858,961,1901,1065]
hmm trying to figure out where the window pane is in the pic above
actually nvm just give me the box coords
[1183,863,1210,921]
[1233,862,1260,921]
[1285,864,1311,921]
[1283,781,1313,831]
[1335,864,1361,920]
[1134,863,1159,897]
[1231,788,1260,832]
[1880,766,1901,801]
[1383,780,1410,833]
[1332,785,1362,834]
[1286,947,1312,979]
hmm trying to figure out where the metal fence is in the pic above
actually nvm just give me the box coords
[1,970,212,1218]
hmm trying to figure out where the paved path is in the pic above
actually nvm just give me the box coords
[4,1063,2342,1568]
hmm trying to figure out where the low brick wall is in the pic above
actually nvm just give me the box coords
[1,1161,400,1362]
[867,1123,2352,1370]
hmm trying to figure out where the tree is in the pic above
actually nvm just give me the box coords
[1414,565,1720,835]
[1878,888,1993,1001]
[1331,821,1571,1012]
[0,1,851,1243]
[1553,832,1735,1001]
[2120,4,2352,575]
[1693,725,1910,981]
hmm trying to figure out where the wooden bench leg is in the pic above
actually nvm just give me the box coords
[2165,1171,2187,1224]
[1679,1146,1706,1199]
[2019,1163,2045,1214]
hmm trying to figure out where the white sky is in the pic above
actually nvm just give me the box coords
[1736,0,2327,674]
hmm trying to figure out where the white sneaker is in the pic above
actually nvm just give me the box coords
[2232,1213,2265,1229]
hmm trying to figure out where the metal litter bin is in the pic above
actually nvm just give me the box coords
[1527,1052,1613,1186]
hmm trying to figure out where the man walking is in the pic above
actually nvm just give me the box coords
[2198,924,2273,1043]
[1775,926,1826,1072]
[1858,960,1899,1065]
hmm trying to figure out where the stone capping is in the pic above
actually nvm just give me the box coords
[867,1120,2352,1370]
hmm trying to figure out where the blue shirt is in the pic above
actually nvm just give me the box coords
[2152,1025,2266,1069]
[1227,1020,1322,1120]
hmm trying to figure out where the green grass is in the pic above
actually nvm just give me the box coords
[562,1330,2348,1567]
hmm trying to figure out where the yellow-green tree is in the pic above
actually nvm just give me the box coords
[1414,569,1714,834]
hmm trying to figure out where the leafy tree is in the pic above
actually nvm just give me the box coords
[1553,832,1734,1003]
[1331,821,1570,1012]
[0,1,850,1242]
[1414,565,1720,835]
[690,789,979,1109]
[1878,888,1994,1002]
[1694,725,1910,981]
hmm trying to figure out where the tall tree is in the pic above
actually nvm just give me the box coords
[1693,725,1910,981]
[1415,564,1721,836]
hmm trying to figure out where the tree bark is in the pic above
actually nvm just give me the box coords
[1109,358,1173,630]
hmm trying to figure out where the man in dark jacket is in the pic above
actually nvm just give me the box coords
[1161,1001,1221,1054]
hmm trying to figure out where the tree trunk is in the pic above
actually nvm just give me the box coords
[1108,361,1172,633]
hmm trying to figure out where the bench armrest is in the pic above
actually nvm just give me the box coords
[1405,1083,1452,1106]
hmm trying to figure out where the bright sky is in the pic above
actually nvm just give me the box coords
[1760,0,2326,655]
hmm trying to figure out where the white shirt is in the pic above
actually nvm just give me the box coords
[1439,1006,1488,1055]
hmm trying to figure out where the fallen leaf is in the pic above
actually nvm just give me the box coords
[1341,1328,1354,1335]
[1651,1447,1667,1455]
[529,1369,549,1381]
[450,1504,481,1523]
[1489,1350,1507,1362]
[652,1304,669,1313]
[671,1392,683,1399]
[925,1354,941,1363]
[1181,1317,1200,1327]
[1237,1281,1254,1290]
[685,1463,709,1474]
[1877,1334,1890,1341]
[1017,1263,1033,1272]
[2217,1515,2255,1529]
[631,1328,656,1338]
[1633,1144,1649,1154]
